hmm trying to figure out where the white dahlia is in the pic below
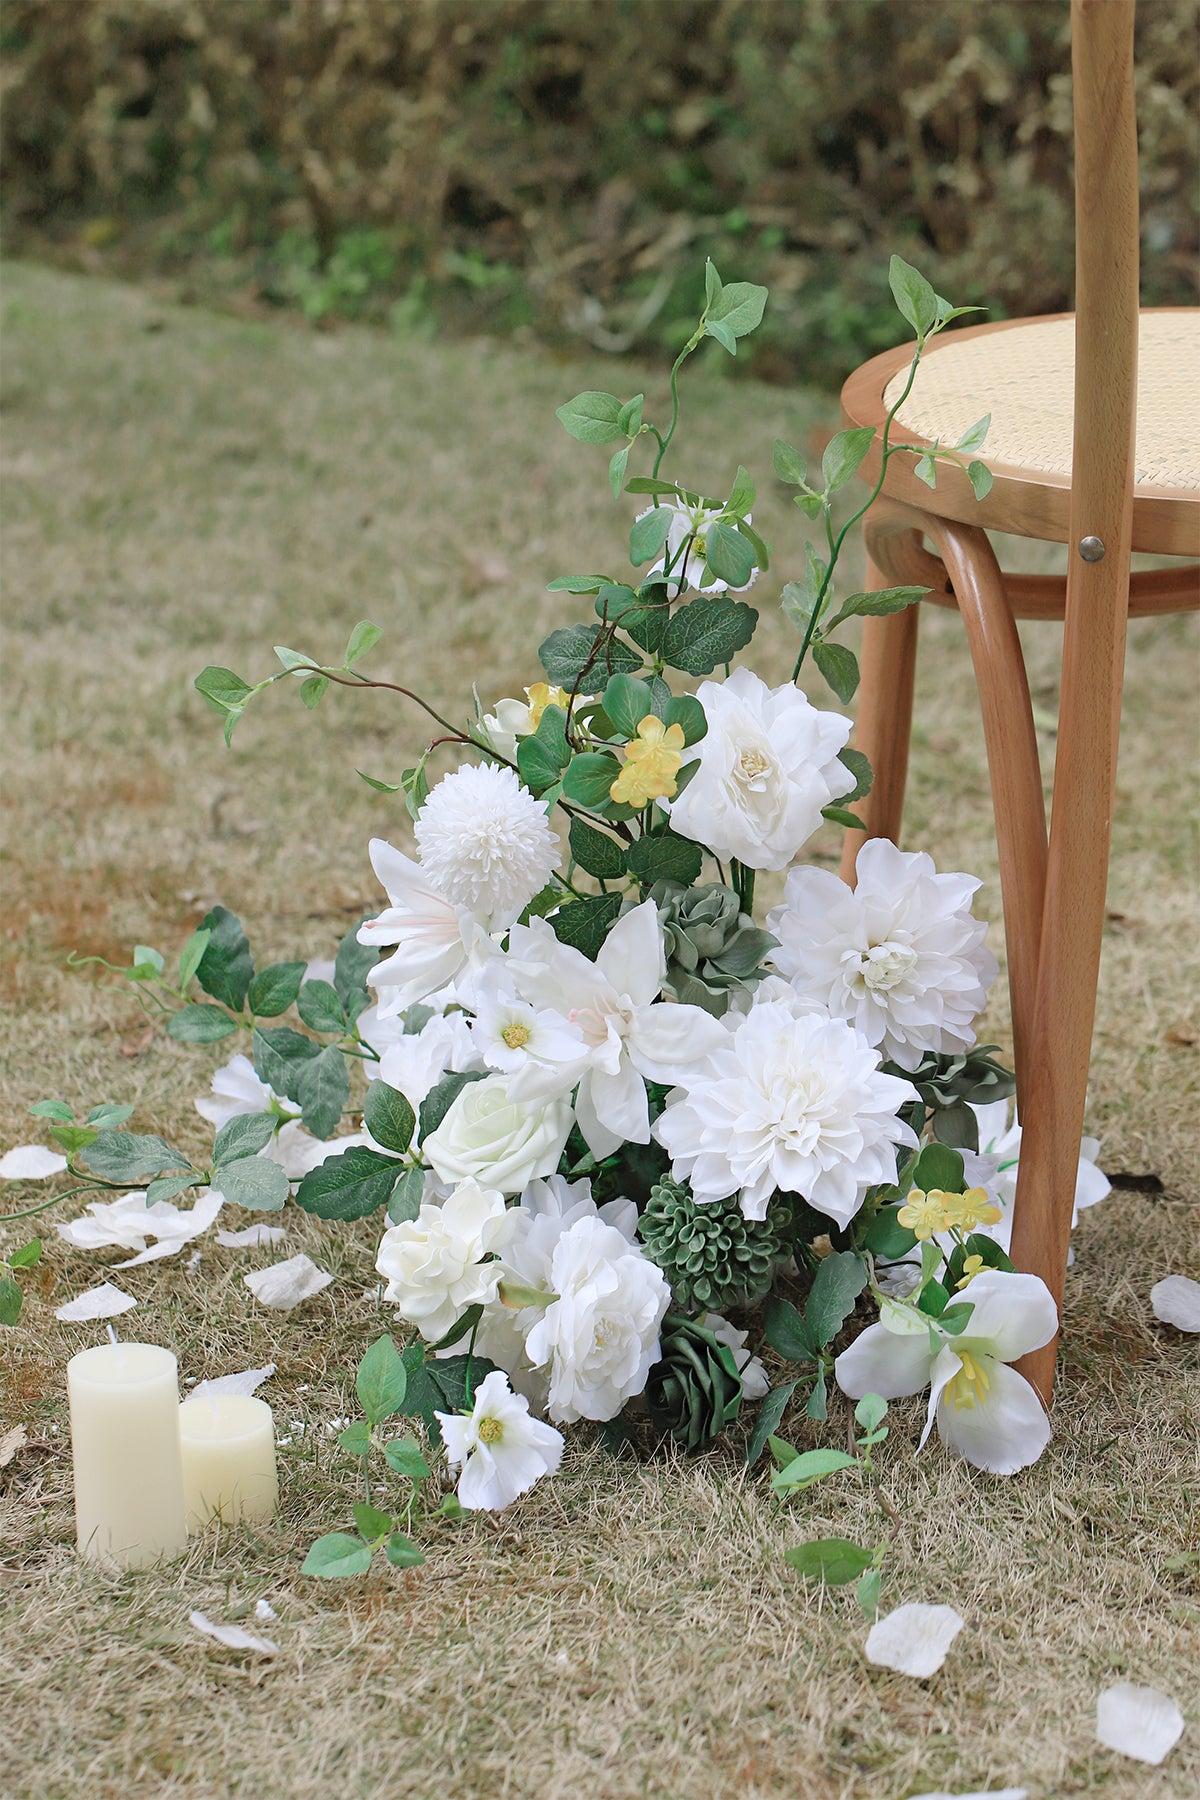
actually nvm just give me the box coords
[654,1000,918,1226]
[666,667,854,871]
[767,838,998,1069]
[414,762,558,931]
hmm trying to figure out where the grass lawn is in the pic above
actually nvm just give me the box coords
[2,261,1197,1799]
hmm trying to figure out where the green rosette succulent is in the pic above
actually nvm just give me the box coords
[646,1313,744,1452]
[637,1177,796,1311]
[646,880,777,1016]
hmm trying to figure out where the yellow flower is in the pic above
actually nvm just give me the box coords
[943,1186,1002,1232]
[609,715,686,808]
[896,1187,953,1241]
[525,683,572,730]
[955,1252,986,1290]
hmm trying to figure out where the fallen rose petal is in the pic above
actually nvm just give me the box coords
[865,1602,965,1678]
[1096,1682,1184,1765]
[114,1190,224,1267]
[216,1223,287,1248]
[244,1253,332,1311]
[0,1424,29,1468]
[1150,1275,1200,1334]
[188,1609,278,1657]
[54,1282,139,1322]
[1,1144,68,1180]
[189,1364,276,1404]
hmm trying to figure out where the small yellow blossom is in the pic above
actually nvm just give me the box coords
[896,1187,953,1241]
[955,1252,986,1291]
[609,715,686,808]
[525,683,572,730]
[943,1186,1002,1232]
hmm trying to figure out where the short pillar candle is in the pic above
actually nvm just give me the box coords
[179,1393,278,1530]
[68,1341,189,1569]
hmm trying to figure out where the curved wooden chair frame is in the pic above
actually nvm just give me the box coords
[835,0,1199,1401]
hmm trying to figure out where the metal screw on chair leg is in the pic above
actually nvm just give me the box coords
[1078,535,1106,562]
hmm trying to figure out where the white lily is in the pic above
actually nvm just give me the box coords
[835,1269,1058,1475]
[358,838,492,1018]
[504,900,728,1157]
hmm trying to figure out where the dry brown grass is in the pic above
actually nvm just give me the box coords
[1,262,1198,1800]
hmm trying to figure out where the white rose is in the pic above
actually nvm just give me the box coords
[524,1215,671,1423]
[422,1074,573,1195]
[375,1179,515,1342]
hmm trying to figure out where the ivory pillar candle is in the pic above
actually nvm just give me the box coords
[179,1394,278,1529]
[68,1342,188,1569]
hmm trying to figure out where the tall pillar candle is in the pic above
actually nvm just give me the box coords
[68,1342,188,1569]
[179,1393,278,1529]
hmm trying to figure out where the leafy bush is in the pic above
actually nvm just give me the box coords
[3,0,1195,384]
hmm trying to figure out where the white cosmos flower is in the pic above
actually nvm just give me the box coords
[436,1369,563,1510]
[414,762,558,931]
[655,1000,917,1225]
[835,1269,1058,1475]
[767,838,998,1069]
[375,1178,516,1342]
[503,901,728,1158]
[422,1074,573,1195]
[666,668,854,871]
[359,837,494,1019]
[524,1213,671,1422]
[469,966,588,1101]
[637,492,757,595]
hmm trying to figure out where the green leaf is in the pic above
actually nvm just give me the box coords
[387,1164,425,1224]
[562,751,621,810]
[663,694,707,746]
[212,1155,289,1212]
[251,1025,319,1103]
[608,443,630,499]
[146,1173,200,1204]
[294,1144,403,1220]
[856,1567,883,1620]
[805,1362,829,1421]
[546,574,611,594]
[273,644,311,671]
[913,451,938,489]
[704,519,755,588]
[772,1447,857,1495]
[812,640,860,704]
[302,1531,373,1579]
[804,1251,869,1350]
[625,829,703,888]
[763,1295,817,1365]
[550,892,622,959]
[398,1347,501,1439]
[343,620,382,668]
[8,1238,42,1270]
[735,517,770,574]
[295,1044,350,1139]
[384,1437,432,1480]
[785,1537,874,1587]
[911,1142,966,1194]
[555,390,625,445]
[617,393,644,435]
[80,1131,190,1183]
[629,506,673,568]
[704,257,722,309]
[177,928,211,992]
[335,920,378,1012]
[195,906,254,1012]
[824,586,927,633]
[624,479,687,499]
[418,1070,485,1143]
[568,818,625,881]
[956,414,991,453]
[132,945,165,978]
[0,1276,23,1326]
[85,1103,134,1129]
[661,598,758,676]
[357,769,402,794]
[820,807,869,832]
[247,961,306,1018]
[30,1100,74,1123]
[539,624,641,686]
[918,1278,951,1320]
[300,674,328,709]
[353,1501,393,1542]
[706,277,768,346]
[194,666,252,714]
[363,1081,416,1155]
[212,1112,277,1166]
[725,464,756,518]
[888,255,939,340]
[746,1381,799,1465]
[47,1123,99,1157]
[338,1421,372,1457]
[705,317,737,355]
[931,1099,980,1149]
[967,459,994,500]
[385,1531,425,1569]
[296,979,346,1035]
[864,1205,919,1259]
[356,1334,408,1426]
[938,1300,975,1336]
[426,1306,485,1353]
[837,747,873,805]
[854,1393,888,1433]
[602,673,655,739]
[772,440,807,486]
[167,1003,237,1045]
[821,426,876,494]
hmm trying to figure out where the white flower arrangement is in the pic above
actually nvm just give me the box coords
[13,256,1116,1596]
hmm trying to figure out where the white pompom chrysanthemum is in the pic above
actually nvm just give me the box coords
[766,838,998,1070]
[414,762,558,930]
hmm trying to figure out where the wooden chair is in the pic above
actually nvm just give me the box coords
[836,0,1199,1401]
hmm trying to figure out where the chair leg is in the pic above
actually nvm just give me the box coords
[839,556,920,884]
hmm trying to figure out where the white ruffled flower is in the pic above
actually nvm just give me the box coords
[835,1269,1058,1475]
[655,1000,917,1225]
[436,1369,563,1511]
[767,838,998,1070]
[375,1178,516,1342]
[468,966,588,1100]
[414,762,558,931]
[503,901,728,1159]
[524,1214,671,1423]
[422,1074,572,1195]
[358,837,494,1019]
[666,668,854,871]
[636,492,757,595]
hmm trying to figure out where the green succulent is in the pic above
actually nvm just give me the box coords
[646,1313,744,1452]
[645,880,777,1016]
[884,1045,1016,1149]
[637,1178,797,1311]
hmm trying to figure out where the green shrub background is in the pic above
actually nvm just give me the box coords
[3,0,1196,385]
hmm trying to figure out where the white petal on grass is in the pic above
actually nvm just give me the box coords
[54,1282,139,1322]
[909,1790,1027,1800]
[254,1598,278,1622]
[0,1144,68,1179]
[189,1364,276,1404]
[0,1425,29,1468]
[188,1609,278,1657]
[243,1254,332,1311]
[216,1223,288,1248]
[1095,1681,1184,1765]
[865,1602,965,1678]
[1150,1275,1200,1334]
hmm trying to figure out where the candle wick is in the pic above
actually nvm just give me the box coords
[106,1323,120,1346]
